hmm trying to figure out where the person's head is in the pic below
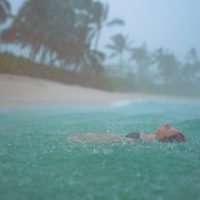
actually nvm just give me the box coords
[155,124,185,143]
[162,124,171,129]
[157,132,185,143]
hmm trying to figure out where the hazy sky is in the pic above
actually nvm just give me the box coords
[103,0,200,59]
[11,0,200,59]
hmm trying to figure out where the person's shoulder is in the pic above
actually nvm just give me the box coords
[140,132,155,141]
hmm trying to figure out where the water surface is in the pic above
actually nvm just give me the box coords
[0,100,200,200]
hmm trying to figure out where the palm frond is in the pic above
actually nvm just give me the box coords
[105,44,118,51]
[107,18,124,26]
[110,52,118,58]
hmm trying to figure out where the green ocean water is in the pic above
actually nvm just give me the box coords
[0,100,200,200]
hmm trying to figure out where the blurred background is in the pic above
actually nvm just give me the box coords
[0,0,200,96]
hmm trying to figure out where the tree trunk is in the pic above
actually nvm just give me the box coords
[40,48,47,64]
[119,51,123,71]
[94,30,101,51]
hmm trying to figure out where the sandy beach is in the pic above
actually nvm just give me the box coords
[0,74,194,107]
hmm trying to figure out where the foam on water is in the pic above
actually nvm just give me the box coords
[112,98,148,107]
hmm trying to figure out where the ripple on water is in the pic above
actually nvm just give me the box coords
[0,102,200,200]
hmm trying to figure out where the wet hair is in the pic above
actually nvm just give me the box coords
[125,132,140,140]
[158,132,185,143]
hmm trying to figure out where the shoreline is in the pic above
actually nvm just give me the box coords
[0,74,199,108]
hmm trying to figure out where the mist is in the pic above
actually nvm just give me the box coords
[0,0,200,97]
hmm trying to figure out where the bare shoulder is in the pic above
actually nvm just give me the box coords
[140,132,155,141]
[69,133,135,143]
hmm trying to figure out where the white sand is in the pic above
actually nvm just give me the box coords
[0,74,194,107]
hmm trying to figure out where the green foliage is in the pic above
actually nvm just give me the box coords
[124,42,200,96]
[0,0,11,23]
[1,52,200,97]
[0,52,133,92]
[0,1,200,97]
[130,43,151,82]
[1,0,110,73]
[107,19,125,26]
[90,2,124,50]
[152,48,181,83]
[106,33,132,68]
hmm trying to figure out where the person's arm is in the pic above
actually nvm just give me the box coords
[69,133,136,143]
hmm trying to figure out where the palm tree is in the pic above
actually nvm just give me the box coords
[106,33,132,69]
[0,0,11,24]
[1,0,52,60]
[90,1,124,50]
[1,0,106,76]
[153,48,180,84]
[2,0,86,61]
[181,48,200,83]
[185,48,198,63]
[0,0,11,50]
[82,49,105,77]
[130,43,152,83]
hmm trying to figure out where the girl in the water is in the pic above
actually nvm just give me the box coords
[70,124,185,143]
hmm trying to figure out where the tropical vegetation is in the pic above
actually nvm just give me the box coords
[0,0,200,97]
[0,0,11,23]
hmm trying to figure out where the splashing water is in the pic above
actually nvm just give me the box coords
[0,100,200,200]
